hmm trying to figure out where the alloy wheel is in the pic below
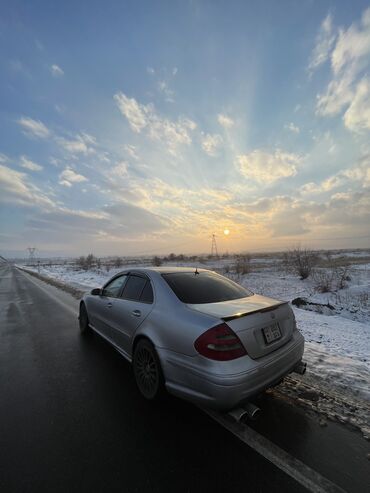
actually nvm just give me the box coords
[134,344,159,399]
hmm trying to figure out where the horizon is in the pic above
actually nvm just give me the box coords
[1,1,370,256]
[5,245,370,261]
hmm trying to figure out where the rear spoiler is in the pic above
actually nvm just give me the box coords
[222,301,287,322]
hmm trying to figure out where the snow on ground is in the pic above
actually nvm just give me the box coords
[20,254,370,405]
[233,267,370,401]
[20,263,125,291]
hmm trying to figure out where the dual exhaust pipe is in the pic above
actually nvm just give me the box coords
[229,360,307,423]
[229,402,261,423]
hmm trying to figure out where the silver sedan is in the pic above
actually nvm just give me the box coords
[79,267,305,410]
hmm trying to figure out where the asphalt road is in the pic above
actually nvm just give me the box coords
[0,264,369,493]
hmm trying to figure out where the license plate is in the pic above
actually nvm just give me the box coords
[262,322,282,344]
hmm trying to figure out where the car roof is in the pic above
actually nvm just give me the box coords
[118,266,210,275]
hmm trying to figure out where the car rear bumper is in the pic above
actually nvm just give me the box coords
[158,331,304,410]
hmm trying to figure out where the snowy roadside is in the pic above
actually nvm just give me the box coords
[234,269,370,400]
[18,261,370,438]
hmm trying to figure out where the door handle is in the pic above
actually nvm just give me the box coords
[107,302,113,308]
[132,310,141,317]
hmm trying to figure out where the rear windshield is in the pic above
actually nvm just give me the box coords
[162,271,253,304]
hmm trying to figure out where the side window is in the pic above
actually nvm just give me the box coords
[102,275,127,298]
[140,281,154,303]
[120,275,147,301]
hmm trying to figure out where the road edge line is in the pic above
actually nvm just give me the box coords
[202,408,347,493]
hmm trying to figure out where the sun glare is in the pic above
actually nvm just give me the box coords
[223,229,230,236]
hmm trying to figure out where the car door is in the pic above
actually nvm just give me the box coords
[89,274,128,340]
[110,274,154,356]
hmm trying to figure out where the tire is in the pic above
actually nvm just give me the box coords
[79,303,92,335]
[133,339,164,400]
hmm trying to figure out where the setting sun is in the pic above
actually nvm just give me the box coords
[223,229,230,236]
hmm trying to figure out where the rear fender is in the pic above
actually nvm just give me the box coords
[130,305,219,357]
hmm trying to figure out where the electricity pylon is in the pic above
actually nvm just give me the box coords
[211,234,219,257]
[27,247,36,265]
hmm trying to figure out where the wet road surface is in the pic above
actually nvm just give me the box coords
[0,263,369,492]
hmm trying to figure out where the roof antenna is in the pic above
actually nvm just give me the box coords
[195,266,199,275]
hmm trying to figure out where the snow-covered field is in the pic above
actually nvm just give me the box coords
[20,252,370,407]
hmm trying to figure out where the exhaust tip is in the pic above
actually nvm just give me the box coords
[228,402,262,422]
[228,407,248,423]
[243,402,261,421]
[293,361,307,375]
[249,407,261,420]
[246,402,262,421]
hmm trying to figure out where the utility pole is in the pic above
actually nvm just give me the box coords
[211,234,219,257]
[27,247,36,265]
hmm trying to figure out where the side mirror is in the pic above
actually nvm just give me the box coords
[91,288,102,296]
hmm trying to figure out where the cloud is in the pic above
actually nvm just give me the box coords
[192,185,370,241]
[331,8,370,75]
[100,177,235,238]
[111,161,128,177]
[158,80,175,102]
[124,144,139,160]
[114,92,150,132]
[0,153,9,164]
[22,200,169,250]
[103,201,168,235]
[343,154,370,187]
[316,7,370,126]
[20,155,43,172]
[0,164,54,208]
[55,104,65,114]
[217,113,234,128]
[308,13,336,73]
[229,195,318,238]
[22,208,113,249]
[237,149,301,184]
[284,122,300,134]
[49,157,61,167]
[271,211,310,237]
[57,133,96,155]
[240,197,279,214]
[18,116,50,139]
[343,77,370,132]
[27,208,108,232]
[59,167,88,187]
[316,69,354,116]
[319,189,370,231]
[148,115,196,151]
[50,64,64,77]
[300,175,345,195]
[114,91,196,152]
[147,66,177,101]
[300,154,370,196]
[201,133,223,156]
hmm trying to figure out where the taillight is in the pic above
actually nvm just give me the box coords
[194,323,247,361]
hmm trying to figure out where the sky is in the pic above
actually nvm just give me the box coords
[1,0,370,258]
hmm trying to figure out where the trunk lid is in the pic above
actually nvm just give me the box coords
[188,294,294,359]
